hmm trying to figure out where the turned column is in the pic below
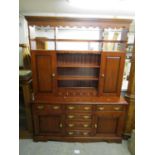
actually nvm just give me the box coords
[124,45,135,135]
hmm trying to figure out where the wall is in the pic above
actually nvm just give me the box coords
[19,14,29,67]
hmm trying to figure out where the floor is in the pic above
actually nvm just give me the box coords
[19,139,131,155]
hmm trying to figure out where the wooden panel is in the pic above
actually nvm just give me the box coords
[99,52,125,96]
[65,121,92,130]
[97,117,117,133]
[104,57,120,92]
[95,112,126,136]
[26,16,132,29]
[58,80,98,88]
[34,104,63,114]
[31,51,57,94]
[66,113,92,121]
[66,105,92,112]
[36,55,52,92]
[32,104,64,136]
[35,95,128,104]
[39,115,62,133]
[96,105,124,112]
[57,68,99,77]
[57,53,100,66]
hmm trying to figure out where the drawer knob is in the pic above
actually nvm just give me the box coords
[83,132,88,136]
[68,106,75,110]
[84,107,91,110]
[68,132,74,135]
[68,115,75,119]
[53,106,60,110]
[83,124,89,128]
[98,107,104,110]
[83,115,90,119]
[52,73,55,77]
[101,74,104,77]
[37,105,44,110]
[114,107,120,110]
[59,123,63,128]
[95,124,97,128]
[68,124,74,127]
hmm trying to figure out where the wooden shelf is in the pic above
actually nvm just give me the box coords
[57,50,101,54]
[30,38,127,43]
[57,64,100,68]
[56,39,127,43]
[57,76,99,81]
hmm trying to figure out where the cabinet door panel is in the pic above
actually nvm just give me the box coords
[95,112,126,137]
[39,115,61,133]
[33,114,64,136]
[37,55,52,92]
[31,51,57,94]
[99,52,125,96]
[97,117,117,134]
[104,57,120,92]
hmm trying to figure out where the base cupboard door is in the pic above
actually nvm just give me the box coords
[33,114,64,136]
[94,112,126,137]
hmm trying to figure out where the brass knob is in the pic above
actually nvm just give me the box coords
[114,107,120,111]
[59,123,63,128]
[68,132,74,135]
[83,115,90,119]
[83,124,89,128]
[83,132,88,136]
[68,124,74,127]
[37,105,44,110]
[52,73,55,77]
[84,107,91,110]
[67,115,75,119]
[98,107,104,110]
[95,124,97,128]
[68,106,75,110]
[53,106,60,110]
[101,74,104,77]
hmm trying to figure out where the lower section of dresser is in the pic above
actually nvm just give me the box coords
[33,135,122,143]
[32,103,127,142]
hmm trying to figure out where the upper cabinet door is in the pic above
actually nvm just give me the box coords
[99,52,125,96]
[31,50,57,94]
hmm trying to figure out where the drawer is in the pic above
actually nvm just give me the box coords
[57,88,97,97]
[33,104,62,114]
[66,105,92,112]
[66,113,92,120]
[66,130,92,137]
[96,105,124,112]
[65,121,92,129]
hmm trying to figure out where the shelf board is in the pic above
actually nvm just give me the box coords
[30,38,127,43]
[57,64,100,68]
[57,50,101,54]
[57,76,99,81]
[55,39,127,43]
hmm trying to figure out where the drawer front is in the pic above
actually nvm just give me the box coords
[96,105,124,112]
[57,89,97,97]
[65,121,92,130]
[66,130,92,137]
[33,104,63,114]
[66,105,92,112]
[66,113,92,120]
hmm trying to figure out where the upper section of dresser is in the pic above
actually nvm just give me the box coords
[25,16,132,99]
